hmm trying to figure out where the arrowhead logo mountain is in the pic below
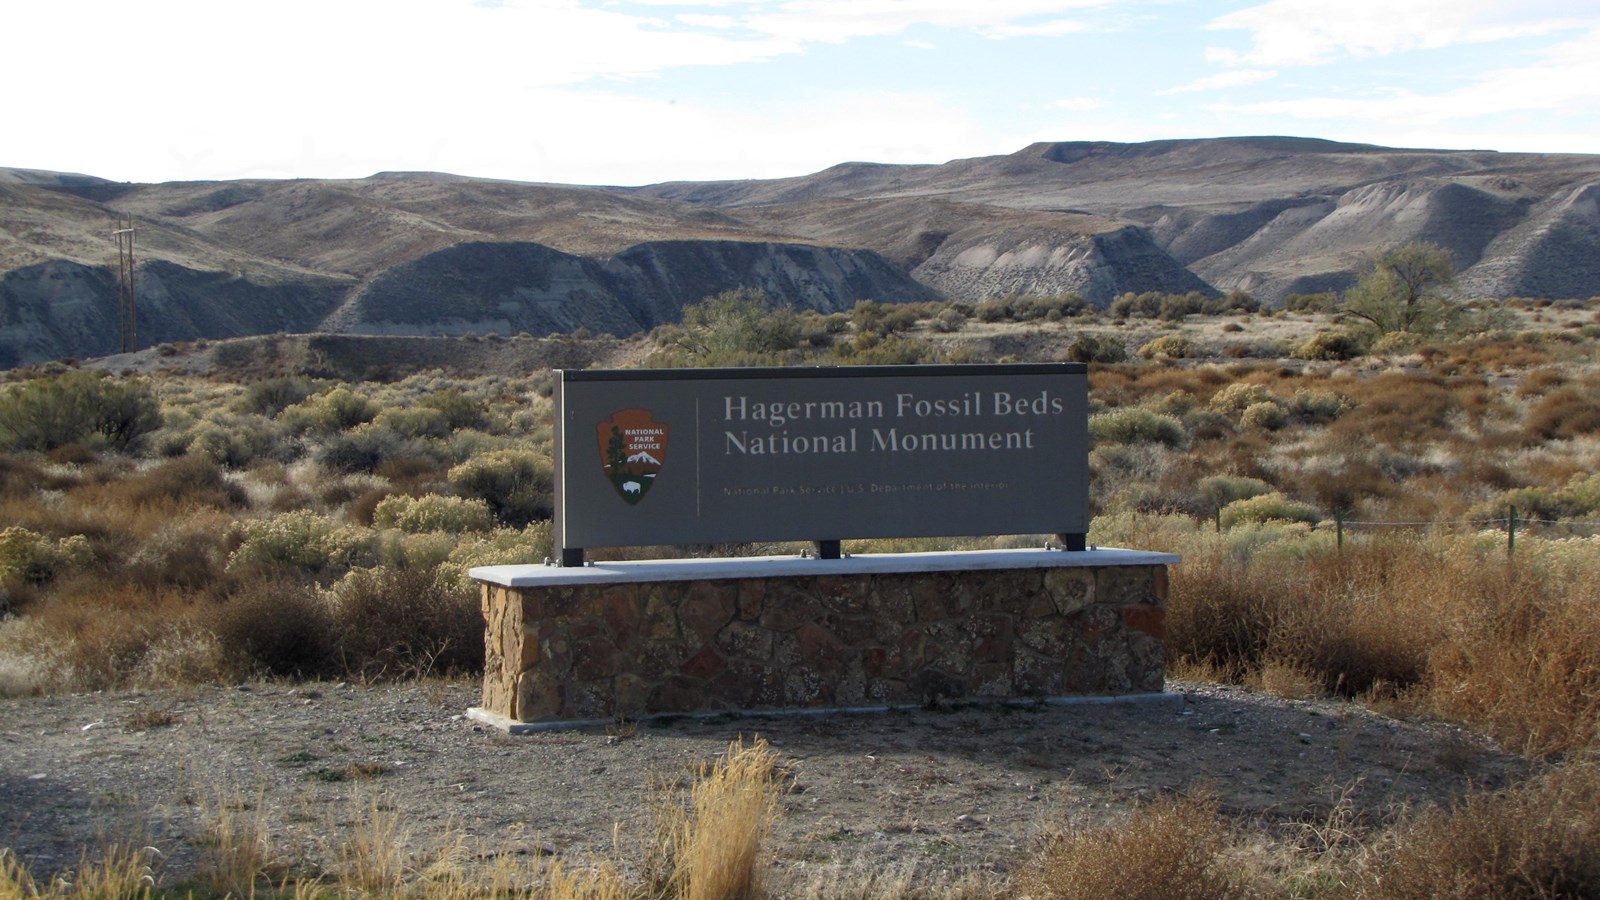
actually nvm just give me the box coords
[596,408,669,505]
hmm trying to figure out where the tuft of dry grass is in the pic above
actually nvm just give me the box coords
[0,845,158,899]
[655,736,784,900]
[194,788,280,896]
[338,794,408,894]
[1016,794,1251,900]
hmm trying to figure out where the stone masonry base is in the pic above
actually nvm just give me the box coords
[473,551,1173,725]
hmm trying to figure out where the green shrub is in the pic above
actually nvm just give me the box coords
[0,527,93,584]
[372,494,493,534]
[1090,408,1187,447]
[420,388,489,431]
[1370,330,1426,354]
[1288,389,1351,424]
[1066,334,1128,364]
[448,449,553,528]
[1196,476,1274,512]
[438,523,553,589]
[1283,292,1340,313]
[1292,330,1367,360]
[1109,292,1164,319]
[1466,474,1600,523]
[374,406,451,440]
[930,307,966,333]
[1239,400,1288,431]
[281,387,378,434]
[315,425,422,474]
[0,371,162,452]
[226,511,376,580]
[1208,383,1273,415]
[1137,334,1195,359]
[1219,492,1320,528]
[236,377,312,416]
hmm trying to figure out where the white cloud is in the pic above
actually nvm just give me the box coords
[1160,69,1277,95]
[1205,0,1592,67]
[1055,97,1106,110]
[981,18,1093,38]
[1208,25,1600,126]
[734,0,1109,44]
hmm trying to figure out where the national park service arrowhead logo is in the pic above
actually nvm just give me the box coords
[597,408,668,505]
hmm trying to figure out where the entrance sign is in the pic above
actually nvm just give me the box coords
[552,364,1089,565]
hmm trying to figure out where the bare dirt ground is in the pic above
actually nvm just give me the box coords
[0,679,1526,889]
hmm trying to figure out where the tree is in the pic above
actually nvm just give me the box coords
[0,371,162,452]
[676,289,801,360]
[1340,243,1460,336]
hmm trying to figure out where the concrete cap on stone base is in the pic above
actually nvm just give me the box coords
[470,547,1180,588]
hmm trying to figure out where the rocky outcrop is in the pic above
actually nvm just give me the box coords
[913,225,1216,302]
[333,239,936,340]
[0,259,345,367]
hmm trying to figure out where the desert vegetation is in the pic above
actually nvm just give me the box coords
[2,282,1600,896]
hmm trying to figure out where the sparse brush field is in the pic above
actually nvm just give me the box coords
[2,295,1600,897]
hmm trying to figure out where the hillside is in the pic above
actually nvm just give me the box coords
[4,136,1600,366]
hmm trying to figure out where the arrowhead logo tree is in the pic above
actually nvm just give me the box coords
[596,408,668,505]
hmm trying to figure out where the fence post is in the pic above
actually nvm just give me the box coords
[1508,504,1516,560]
[1336,513,1344,552]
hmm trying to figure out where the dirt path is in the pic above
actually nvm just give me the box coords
[0,679,1526,889]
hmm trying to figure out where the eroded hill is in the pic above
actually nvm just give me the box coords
[4,136,1600,366]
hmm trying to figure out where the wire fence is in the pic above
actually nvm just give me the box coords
[1230,506,1600,557]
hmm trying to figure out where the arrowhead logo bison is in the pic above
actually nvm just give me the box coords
[597,408,668,505]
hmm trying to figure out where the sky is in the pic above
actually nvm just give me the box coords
[7,0,1600,187]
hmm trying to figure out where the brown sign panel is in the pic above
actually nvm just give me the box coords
[553,364,1089,562]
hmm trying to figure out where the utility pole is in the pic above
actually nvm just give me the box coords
[113,216,137,353]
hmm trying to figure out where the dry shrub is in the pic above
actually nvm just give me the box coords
[0,455,75,499]
[655,737,783,900]
[1294,461,1395,516]
[1526,388,1600,440]
[1330,373,1459,447]
[1357,759,1600,898]
[208,579,338,679]
[1165,548,1282,681]
[1017,794,1245,899]
[1265,549,1438,697]
[12,585,185,691]
[1427,566,1600,757]
[326,565,483,679]
[98,455,249,511]
[125,524,229,592]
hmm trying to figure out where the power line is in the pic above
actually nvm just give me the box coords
[113,215,137,353]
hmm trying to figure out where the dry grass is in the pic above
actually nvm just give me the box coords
[655,737,785,900]
[194,789,280,896]
[1355,759,1600,898]
[0,845,157,899]
[1015,794,1251,899]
